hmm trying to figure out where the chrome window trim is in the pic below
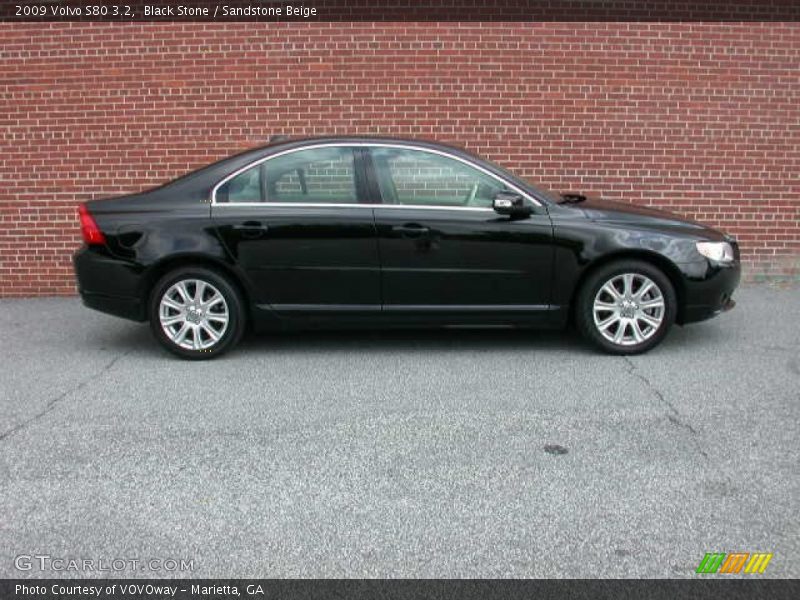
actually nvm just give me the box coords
[209,142,542,208]
[209,202,494,212]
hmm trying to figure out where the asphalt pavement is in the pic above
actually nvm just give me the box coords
[0,284,798,578]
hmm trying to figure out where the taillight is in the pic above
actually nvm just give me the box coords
[78,203,106,245]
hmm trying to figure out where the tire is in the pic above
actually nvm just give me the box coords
[148,266,245,360]
[575,260,677,355]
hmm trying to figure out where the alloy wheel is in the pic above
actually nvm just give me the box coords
[158,279,230,351]
[592,273,665,346]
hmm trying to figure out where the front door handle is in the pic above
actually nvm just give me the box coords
[232,221,269,231]
[231,221,269,238]
[392,224,430,237]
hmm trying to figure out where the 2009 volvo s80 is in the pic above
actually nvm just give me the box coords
[73,137,740,359]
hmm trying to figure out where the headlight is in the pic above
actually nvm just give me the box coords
[696,241,735,263]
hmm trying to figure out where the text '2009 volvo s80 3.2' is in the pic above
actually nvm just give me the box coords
[73,137,741,359]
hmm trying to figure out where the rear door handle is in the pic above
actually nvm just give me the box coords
[392,224,430,237]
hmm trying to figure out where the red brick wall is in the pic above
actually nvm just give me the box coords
[1,22,798,296]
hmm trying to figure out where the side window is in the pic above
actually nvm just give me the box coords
[215,146,358,204]
[216,166,262,203]
[370,147,508,208]
[265,147,357,203]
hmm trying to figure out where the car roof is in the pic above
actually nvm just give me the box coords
[260,135,471,155]
[189,136,479,185]
[145,134,557,208]
[155,136,476,196]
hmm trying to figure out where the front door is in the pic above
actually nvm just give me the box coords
[367,146,553,313]
[212,146,380,313]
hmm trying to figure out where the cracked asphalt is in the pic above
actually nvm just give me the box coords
[0,284,798,578]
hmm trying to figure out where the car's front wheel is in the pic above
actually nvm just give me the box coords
[149,267,245,360]
[575,260,677,355]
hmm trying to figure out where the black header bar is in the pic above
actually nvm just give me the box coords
[3,0,800,22]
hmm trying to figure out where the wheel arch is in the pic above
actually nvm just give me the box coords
[142,254,253,325]
[569,250,687,325]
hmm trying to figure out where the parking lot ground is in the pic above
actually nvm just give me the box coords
[0,284,798,578]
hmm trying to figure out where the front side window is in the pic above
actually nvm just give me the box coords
[370,147,509,208]
[216,146,358,204]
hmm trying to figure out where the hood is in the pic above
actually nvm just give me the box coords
[569,196,708,228]
[556,195,733,242]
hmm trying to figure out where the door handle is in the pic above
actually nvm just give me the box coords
[231,221,269,238]
[232,221,269,231]
[392,224,430,237]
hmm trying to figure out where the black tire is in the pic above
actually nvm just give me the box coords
[575,260,677,355]
[148,266,245,360]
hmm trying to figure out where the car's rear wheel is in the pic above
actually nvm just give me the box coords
[149,267,245,360]
[575,260,677,355]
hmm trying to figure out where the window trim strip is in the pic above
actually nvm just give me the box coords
[210,142,542,209]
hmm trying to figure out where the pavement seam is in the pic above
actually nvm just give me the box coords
[622,356,709,460]
[0,349,132,442]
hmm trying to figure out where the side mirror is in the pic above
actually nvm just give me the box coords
[492,191,532,218]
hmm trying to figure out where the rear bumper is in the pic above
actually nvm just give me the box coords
[80,291,145,322]
[73,246,147,322]
[679,260,741,324]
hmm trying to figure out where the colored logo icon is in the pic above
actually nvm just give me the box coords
[696,553,773,574]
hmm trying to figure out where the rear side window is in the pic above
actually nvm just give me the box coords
[265,147,357,203]
[216,146,358,204]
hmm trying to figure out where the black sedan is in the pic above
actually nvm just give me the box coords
[73,137,740,359]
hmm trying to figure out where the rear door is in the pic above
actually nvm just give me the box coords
[211,145,381,313]
[367,145,554,313]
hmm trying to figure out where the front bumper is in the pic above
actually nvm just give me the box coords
[679,260,741,324]
[73,246,147,322]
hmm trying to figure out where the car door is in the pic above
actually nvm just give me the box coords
[211,145,381,313]
[367,145,554,314]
